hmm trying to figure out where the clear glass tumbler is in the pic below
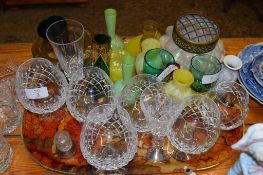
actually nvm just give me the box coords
[0,136,13,173]
[46,19,85,79]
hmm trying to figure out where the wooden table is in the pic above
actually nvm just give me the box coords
[0,38,263,175]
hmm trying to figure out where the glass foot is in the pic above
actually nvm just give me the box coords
[92,167,127,175]
[146,148,169,163]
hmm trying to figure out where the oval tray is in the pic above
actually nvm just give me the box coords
[22,106,243,174]
[22,106,91,174]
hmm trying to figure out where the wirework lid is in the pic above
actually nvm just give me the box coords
[172,14,220,54]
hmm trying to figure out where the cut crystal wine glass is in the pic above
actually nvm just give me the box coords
[15,57,68,114]
[140,82,183,162]
[118,74,158,132]
[168,94,221,155]
[80,104,138,172]
[210,81,249,130]
[0,81,22,134]
[66,67,115,122]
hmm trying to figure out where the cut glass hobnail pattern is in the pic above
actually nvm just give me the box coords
[0,76,22,134]
[66,67,115,122]
[168,94,221,154]
[140,82,183,137]
[15,57,68,114]
[211,81,249,130]
[80,104,138,170]
[140,82,183,163]
[0,63,14,80]
[118,74,158,132]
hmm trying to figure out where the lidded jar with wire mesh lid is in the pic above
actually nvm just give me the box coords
[160,14,225,69]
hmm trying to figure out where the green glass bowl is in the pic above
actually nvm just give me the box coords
[190,54,221,92]
[143,48,175,77]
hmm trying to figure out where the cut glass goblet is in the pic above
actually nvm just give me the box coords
[15,57,68,114]
[168,94,221,155]
[210,81,249,130]
[118,74,158,132]
[0,81,22,134]
[80,104,138,172]
[66,67,115,122]
[140,82,183,162]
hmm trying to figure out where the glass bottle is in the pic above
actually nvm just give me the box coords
[164,69,194,100]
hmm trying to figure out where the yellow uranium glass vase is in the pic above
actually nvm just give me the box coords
[164,69,194,100]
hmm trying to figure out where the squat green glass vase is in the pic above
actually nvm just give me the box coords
[190,54,221,92]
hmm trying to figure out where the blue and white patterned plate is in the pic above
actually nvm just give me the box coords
[238,42,263,105]
[251,54,263,87]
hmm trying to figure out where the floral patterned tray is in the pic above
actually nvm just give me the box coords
[22,106,243,174]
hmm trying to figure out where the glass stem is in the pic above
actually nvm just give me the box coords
[152,135,164,149]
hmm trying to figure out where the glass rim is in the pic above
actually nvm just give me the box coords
[190,54,221,75]
[215,81,250,104]
[144,48,175,71]
[46,18,85,46]
[183,94,220,120]
[17,57,54,73]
